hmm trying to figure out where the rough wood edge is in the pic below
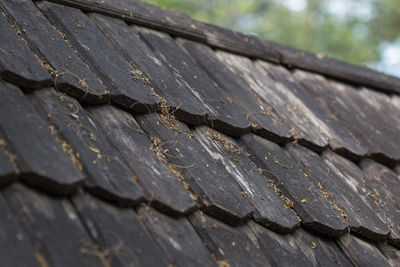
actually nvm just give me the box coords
[38,0,400,95]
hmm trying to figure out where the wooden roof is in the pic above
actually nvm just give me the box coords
[0,0,399,266]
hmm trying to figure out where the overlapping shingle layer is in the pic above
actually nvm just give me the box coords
[0,0,400,266]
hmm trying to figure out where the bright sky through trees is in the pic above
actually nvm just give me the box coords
[143,0,400,77]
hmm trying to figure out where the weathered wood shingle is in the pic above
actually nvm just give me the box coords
[0,0,399,265]
[241,134,347,236]
[286,144,390,240]
[194,126,299,232]
[1,0,109,102]
[181,40,293,143]
[0,83,84,194]
[88,106,197,215]
[40,1,159,111]
[136,113,253,224]
[0,13,51,88]
[138,28,252,135]
[32,88,145,205]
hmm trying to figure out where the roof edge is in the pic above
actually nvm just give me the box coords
[41,0,400,95]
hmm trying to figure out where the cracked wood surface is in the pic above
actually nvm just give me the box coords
[0,0,399,265]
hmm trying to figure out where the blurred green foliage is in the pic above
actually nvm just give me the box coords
[142,0,400,67]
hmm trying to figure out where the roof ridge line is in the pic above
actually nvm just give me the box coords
[41,0,400,95]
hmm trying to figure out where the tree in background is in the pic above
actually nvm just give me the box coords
[143,0,400,76]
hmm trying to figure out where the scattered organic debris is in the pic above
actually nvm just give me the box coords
[46,119,83,170]
[35,252,49,267]
[81,240,124,267]
[251,123,259,128]
[311,241,317,249]
[169,164,198,201]
[316,181,347,219]
[11,24,22,35]
[0,138,18,171]
[289,127,305,141]
[148,136,197,200]
[184,130,195,139]
[88,146,100,154]
[216,259,231,267]
[60,140,83,171]
[149,137,167,162]
[266,178,295,210]
[130,68,150,85]
[230,156,241,163]
[205,129,240,155]
[150,88,181,133]
[264,152,293,169]
[38,57,58,76]
[368,190,382,204]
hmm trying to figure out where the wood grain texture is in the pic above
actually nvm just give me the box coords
[0,13,51,88]
[278,44,400,95]
[0,83,84,194]
[323,150,400,245]
[241,133,347,236]
[136,113,253,224]
[3,183,102,267]
[359,88,400,130]
[261,62,367,160]
[329,81,400,162]
[338,234,391,267]
[138,207,217,267]
[0,1,398,265]
[0,192,41,267]
[79,0,206,40]
[292,228,353,267]
[88,106,197,215]
[196,22,280,63]
[194,126,300,232]
[294,70,400,164]
[217,52,328,151]
[72,192,170,267]
[138,28,251,135]
[377,243,400,267]
[286,144,389,241]
[248,221,314,267]
[40,2,159,111]
[1,0,109,102]
[360,159,400,247]
[33,88,145,206]
[42,0,400,95]
[90,14,208,124]
[189,212,274,267]
[182,41,292,143]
